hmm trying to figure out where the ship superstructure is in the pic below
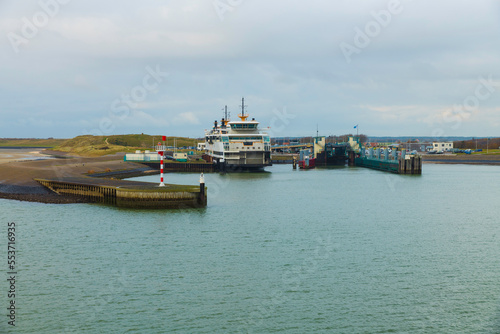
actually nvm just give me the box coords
[204,98,272,170]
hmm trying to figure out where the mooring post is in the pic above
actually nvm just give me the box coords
[348,151,356,166]
[199,172,206,205]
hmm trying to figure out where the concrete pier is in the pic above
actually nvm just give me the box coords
[35,177,207,209]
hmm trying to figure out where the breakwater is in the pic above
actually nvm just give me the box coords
[35,177,207,209]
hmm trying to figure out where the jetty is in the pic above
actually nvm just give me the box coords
[347,137,422,174]
[35,177,207,209]
[353,148,422,174]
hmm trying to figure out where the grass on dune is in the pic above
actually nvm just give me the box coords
[54,134,200,157]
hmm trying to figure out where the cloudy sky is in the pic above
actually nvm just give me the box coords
[1,0,500,138]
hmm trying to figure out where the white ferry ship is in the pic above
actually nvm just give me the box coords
[204,98,272,170]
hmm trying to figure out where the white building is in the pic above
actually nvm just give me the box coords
[197,142,206,151]
[432,142,454,152]
[173,152,188,161]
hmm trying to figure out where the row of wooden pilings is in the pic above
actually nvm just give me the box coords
[36,179,117,204]
[398,155,422,174]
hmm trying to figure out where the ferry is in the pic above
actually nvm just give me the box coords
[203,98,272,171]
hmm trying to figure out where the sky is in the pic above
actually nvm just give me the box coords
[1,0,500,138]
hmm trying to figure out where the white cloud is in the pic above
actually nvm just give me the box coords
[1,0,500,137]
[173,112,200,125]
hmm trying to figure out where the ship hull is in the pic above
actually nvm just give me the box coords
[299,158,316,169]
[204,151,272,171]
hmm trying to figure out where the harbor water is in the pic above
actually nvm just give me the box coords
[1,164,500,333]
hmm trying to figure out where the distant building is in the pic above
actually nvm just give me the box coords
[197,143,206,151]
[173,152,188,162]
[432,142,453,152]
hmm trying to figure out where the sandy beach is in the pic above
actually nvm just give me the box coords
[0,149,52,164]
[0,149,155,203]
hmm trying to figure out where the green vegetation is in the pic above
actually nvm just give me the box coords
[0,138,66,147]
[105,134,198,148]
[457,149,500,155]
[454,138,500,151]
[54,134,200,157]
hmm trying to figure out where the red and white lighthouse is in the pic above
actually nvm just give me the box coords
[157,136,167,187]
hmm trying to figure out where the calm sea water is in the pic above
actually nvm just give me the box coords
[1,164,500,333]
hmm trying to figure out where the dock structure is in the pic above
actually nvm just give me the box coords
[125,160,215,172]
[35,177,207,209]
[348,137,422,175]
[125,150,215,172]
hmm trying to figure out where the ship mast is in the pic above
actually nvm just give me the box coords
[221,105,230,128]
[239,97,248,121]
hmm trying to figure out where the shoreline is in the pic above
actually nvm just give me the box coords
[1,149,500,204]
[421,154,500,165]
[0,149,158,204]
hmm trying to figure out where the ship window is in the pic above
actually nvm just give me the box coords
[230,123,258,129]
[228,136,262,140]
[264,136,270,142]
[222,136,229,142]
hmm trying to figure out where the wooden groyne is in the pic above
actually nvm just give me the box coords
[35,177,207,209]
